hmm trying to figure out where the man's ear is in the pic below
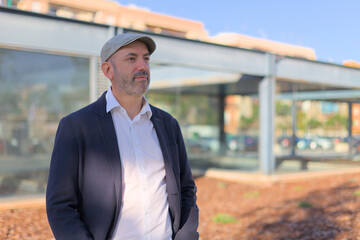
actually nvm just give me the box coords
[101,62,113,80]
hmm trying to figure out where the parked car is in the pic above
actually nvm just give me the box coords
[185,139,211,153]
[277,135,293,149]
[343,136,360,153]
[277,135,309,150]
[278,135,335,151]
[309,136,335,150]
[296,137,312,150]
[227,135,258,152]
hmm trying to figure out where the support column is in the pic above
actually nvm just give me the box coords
[259,54,276,175]
[348,102,353,157]
[291,83,297,156]
[218,85,227,155]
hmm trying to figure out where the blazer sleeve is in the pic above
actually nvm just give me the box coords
[173,119,199,240]
[46,118,93,240]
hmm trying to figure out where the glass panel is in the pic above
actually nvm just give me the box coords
[275,80,360,173]
[0,48,89,198]
[224,95,259,171]
[147,91,220,167]
[148,64,260,171]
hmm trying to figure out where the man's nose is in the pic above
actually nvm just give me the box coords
[137,59,149,71]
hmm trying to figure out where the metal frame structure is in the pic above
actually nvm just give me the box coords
[2,7,360,175]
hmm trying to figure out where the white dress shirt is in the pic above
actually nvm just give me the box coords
[106,89,172,240]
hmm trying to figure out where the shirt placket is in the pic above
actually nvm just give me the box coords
[130,120,151,239]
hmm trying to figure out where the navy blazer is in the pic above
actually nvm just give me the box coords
[46,92,199,240]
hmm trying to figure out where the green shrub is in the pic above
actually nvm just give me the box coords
[294,185,304,191]
[353,190,360,196]
[297,201,313,209]
[243,191,260,198]
[212,213,238,224]
[217,181,227,188]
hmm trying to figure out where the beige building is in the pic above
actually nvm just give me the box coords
[209,32,316,60]
[5,0,317,60]
[344,60,360,68]
[7,0,208,40]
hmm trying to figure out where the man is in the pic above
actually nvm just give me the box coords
[46,32,199,240]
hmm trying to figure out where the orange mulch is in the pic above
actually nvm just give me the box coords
[1,172,360,240]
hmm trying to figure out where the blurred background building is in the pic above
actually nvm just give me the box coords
[1,0,360,199]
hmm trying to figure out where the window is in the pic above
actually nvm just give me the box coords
[0,48,90,197]
[147,63,259,171]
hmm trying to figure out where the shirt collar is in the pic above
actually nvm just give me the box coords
[106,87,152,119]
[106,87,120,113]
[139,98,152,119]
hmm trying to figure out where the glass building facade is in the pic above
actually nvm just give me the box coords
[147,65,261,172]
[274,81,360,172]
[147,61,360,174]
[0,48,90,197]
[1,7,360,199]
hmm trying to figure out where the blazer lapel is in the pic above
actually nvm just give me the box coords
[150,106,181,232]
[150,108,177,194]
[94,93,122,224]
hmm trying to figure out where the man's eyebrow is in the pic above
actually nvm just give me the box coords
[126,53,138,57]
[125,52,150,57]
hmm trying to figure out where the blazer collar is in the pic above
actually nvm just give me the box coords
[94,91,108,119]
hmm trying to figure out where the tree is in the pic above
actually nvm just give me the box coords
[325,114,347,129]
[307,118,322,129]
[239,104,259,130]
[276,101,291,116]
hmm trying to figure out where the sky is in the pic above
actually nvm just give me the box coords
[115,0,360,65]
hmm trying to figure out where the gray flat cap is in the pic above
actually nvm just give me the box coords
[100,32,156,63]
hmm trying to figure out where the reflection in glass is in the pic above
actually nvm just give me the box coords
[148,64,260,171]
[224,95,259,171]
[147,91,220,166]
[275,80,360,172]
[0,48,89,197]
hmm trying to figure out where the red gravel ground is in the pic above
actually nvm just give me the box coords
[1,171,360,240]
